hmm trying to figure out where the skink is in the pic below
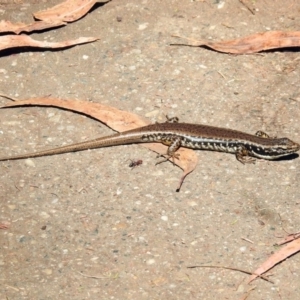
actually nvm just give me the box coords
[0,121,299,163]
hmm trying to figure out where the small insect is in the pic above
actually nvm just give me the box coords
[128,159,143,169]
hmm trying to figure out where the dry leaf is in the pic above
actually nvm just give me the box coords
[34,0,110,23]
[0,20,66,34]
[247,238,300,283]
[1,97,198,191]
[172,31,300,54]
[0,0,106,53]
[0,35,99,52]
[0,0,109,34]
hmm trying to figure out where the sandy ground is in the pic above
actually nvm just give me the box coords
[1,0,300,299]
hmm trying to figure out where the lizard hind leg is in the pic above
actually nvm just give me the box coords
[165,115,179,123]
[155,116,179,125]
[155,136,182,165]
[255,131,270,138]
[255,131,277,139]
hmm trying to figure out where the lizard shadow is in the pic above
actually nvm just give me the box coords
[271,153,299,162]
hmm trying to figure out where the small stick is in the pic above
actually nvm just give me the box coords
[187,265,273,283]
[239,0,255,15]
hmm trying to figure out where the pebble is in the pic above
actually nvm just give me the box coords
[40,212,50,219]
[25,159,35,167]
[42,269,52,275]
[146,259,155,265]
[217,1,225,9]
[138,23,148,30]
[161,215,168,221]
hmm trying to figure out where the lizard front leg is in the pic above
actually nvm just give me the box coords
[235,145,256,164]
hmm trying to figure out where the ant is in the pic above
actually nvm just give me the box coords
[128,159,143,169]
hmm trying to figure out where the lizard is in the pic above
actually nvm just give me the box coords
[0,121,299,164]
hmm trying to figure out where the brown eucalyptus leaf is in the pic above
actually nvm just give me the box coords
[1,97,198,191]
[0,35,99,52]
[0,20,65,34]
[34,0,110,23]
[172,31,300,54]
[247,238,300,283]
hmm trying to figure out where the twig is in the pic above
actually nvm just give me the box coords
[239,0,255,15]
[187,265,273,283]
[76,271,118,280]
[0,93,18,101]
[241,237,254,244]
[238,286,256,300]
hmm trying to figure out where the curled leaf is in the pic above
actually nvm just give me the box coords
[0,20,65,34]
[172,31,300,54]
[34,0,110,23]
[0,35,99,52]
